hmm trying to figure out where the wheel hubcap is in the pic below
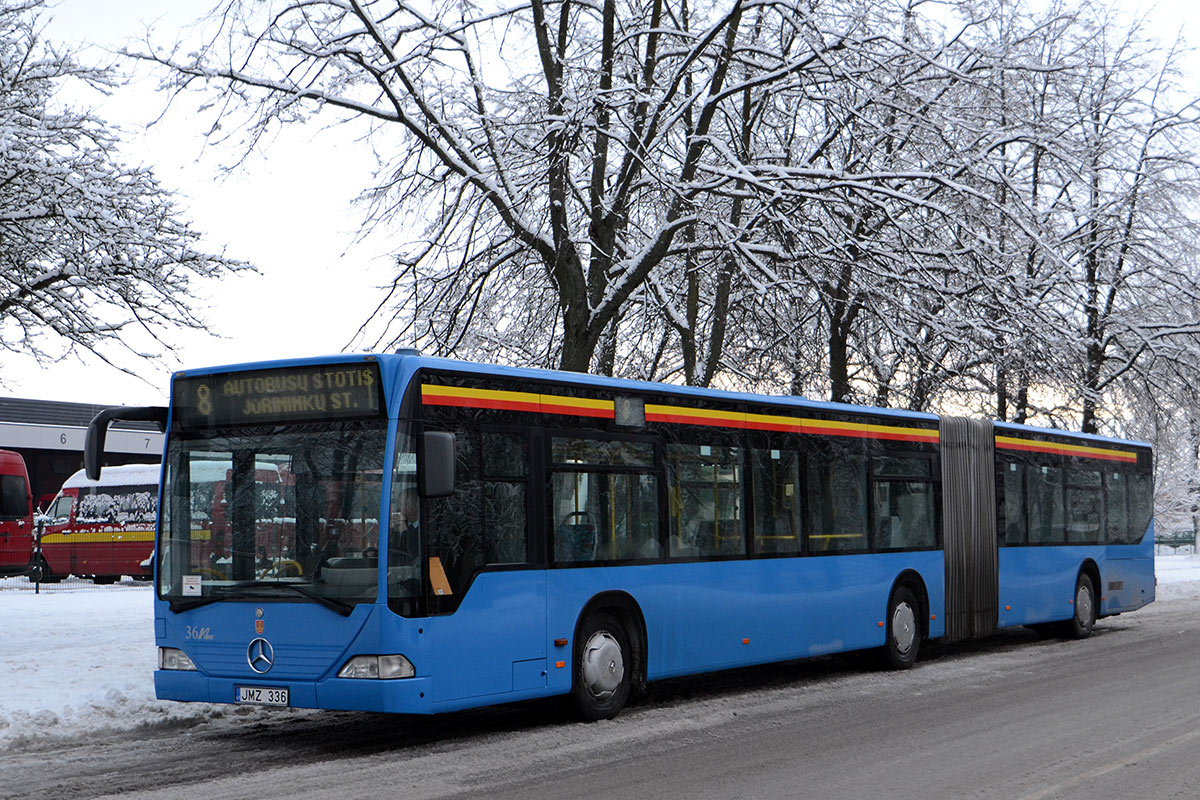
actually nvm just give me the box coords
[1076,584,1093,625]
[892,601,916,655]
[580,631,624,700]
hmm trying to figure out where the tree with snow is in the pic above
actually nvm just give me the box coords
[138,0,1014,382]
[0,0,244,379]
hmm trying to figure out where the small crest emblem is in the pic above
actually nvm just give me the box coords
[255,620,265,634]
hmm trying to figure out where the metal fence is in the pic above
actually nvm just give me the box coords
[0,572,152,593]
[1156,530,1196,556]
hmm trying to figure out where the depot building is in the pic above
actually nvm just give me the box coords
[0,398,162,511]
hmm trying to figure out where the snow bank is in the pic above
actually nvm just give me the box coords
[0,583,231,747]
[3,555,1200,748]
[1152,553,1200,601]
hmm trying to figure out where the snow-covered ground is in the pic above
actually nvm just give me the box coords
[3,555,1200,748]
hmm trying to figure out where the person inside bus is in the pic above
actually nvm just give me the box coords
[389,488,420,567]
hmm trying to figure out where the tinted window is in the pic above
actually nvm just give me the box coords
[874,479,936,550]
[1105,471,1129,545]
[1129,472,1153,544]
[1066,468,1102,544]
[553,437,653,467]
[552,471,659,562]
[0,475,28,519]
[806,442,868,553]
[1002,461,1027,545]
[667,443,744,557]
[751,448,801,555]
[424,427,531,614]
[1028,464,1065,544]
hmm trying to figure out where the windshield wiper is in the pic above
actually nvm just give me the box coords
[226,580,355,616]
[169,581,354,617]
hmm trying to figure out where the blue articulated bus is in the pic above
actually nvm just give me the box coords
[84,353,1155,720]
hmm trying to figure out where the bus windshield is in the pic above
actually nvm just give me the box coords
[159,420,389,612]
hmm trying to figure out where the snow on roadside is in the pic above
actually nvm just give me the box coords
[1152,552,1200,600]
[0,584,232,747]
[3,555,1200,748]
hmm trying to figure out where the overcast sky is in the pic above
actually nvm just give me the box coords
[10,0,393,407]
[7,0,1199,409]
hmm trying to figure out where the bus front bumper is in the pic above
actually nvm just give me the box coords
[154,670,435,714]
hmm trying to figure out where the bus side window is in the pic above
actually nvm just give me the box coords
[481,431,528,565]
[551,436,659,564]
[750,447,800,555]
[666,441,744,558]
[1065,466,1102,544]
[1027,462,1065,544]
[1105,470,1128,544]
[1129,471,1153,544]
[872,455,935,551]
[805,440,867,553]
[1001,460,1027,546]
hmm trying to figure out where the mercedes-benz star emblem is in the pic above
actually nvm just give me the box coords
[247,637,274,674]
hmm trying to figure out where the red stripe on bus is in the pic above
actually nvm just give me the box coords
[539,402,615,418]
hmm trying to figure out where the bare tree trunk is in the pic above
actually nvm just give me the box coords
[1190,407,1200,551]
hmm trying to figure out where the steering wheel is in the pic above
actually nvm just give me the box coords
[260,559,304,578]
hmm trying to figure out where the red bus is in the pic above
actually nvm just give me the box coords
[0,449,34,576]
[35,464,159,583]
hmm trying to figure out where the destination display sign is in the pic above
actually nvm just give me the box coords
[173,362,384,429]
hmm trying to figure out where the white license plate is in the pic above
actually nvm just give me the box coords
[236,686,289,706]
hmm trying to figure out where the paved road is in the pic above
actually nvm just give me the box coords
[2,599,1198,800]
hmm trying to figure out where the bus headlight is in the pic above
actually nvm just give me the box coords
[159,647,197,671]
[337,654,415,679]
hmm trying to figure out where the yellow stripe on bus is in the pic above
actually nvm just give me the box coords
[39,529,156,545]
[995,435,1138,463]
[645,404,939,443]
[421,385,614,417]
[422,384,936,441]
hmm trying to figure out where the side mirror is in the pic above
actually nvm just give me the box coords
[419,431,456,498]
[85,406,167,480]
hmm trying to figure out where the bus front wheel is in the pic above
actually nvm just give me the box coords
[1062,573,1096,639]
[571,611,631,721]
[883,585,921,670]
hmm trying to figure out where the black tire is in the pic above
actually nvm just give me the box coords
[883,585,921,670]
[571,611,631,721]
[1061,572,1096,639]
[26,558,60,583]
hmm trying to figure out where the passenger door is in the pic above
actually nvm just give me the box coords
[418,426,550,705]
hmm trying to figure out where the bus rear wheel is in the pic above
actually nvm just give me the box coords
[883,585,921,670]
[1061,573,1096,639]
[571,611,631,721]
